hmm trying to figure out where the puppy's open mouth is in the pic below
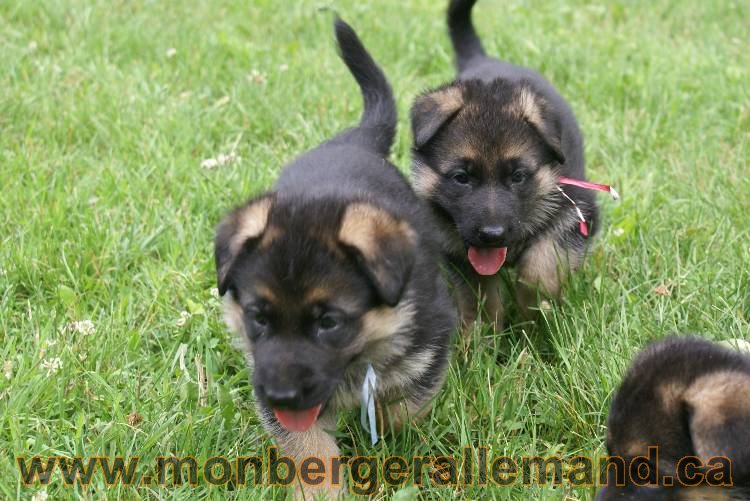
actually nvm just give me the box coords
[273,404,322,433]
[468,247,507,275]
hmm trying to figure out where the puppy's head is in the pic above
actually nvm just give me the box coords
[215,194,417,432]
[597,337,750,499]
[410,79,564,274]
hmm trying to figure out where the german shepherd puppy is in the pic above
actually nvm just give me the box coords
[598,337,750,500]
[215,19,456,497]
[410,0,599,326]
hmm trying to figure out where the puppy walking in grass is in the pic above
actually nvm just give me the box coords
[411,0,601,327]
[215,18,456,498]
[599,336,750,500]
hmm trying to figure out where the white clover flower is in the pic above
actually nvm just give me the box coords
[32,490,48,501]
[201,152,240,170]
[166,47,177,58]
[278,63,289,72]
[200,158,219,169]
[248,69,267,84]
[3,360,12,380]
[66,320,95,336]
[213,95,230,107]
[176,311,191,327]
[41,358,63,375]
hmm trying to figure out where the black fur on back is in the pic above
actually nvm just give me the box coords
[332,17,397,156]
[447,0,485,72]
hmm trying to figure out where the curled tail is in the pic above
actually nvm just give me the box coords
[447,0,485,72]
[333,17,397,156]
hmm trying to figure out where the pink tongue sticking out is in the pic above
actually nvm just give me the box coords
[273,404,322,433]
[468,247,507,276]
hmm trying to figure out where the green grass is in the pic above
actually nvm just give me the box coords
[1,0,749,499]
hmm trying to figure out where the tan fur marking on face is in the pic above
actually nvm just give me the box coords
[360,301,416,344]
[339,203,416,262]
[230,197,273,255]
[255,284,278,304]
[412,162,441,198]
[534,165,559,199]
[303,287,331,305]
[222,292,245,336]
[685,371,750,459]
[497,142,530,161]
[452,141,480,161]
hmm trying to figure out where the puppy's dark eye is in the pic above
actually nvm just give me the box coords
[317,313,338,331]
[451,171,470,185]
[511,170,528,184]
[248,309,269,329]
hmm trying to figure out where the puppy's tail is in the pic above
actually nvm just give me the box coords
[334,17,397,156]
[448,0,485,72]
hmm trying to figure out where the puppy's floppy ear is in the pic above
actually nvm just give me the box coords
[684,370,750,474]
[515,85,565,164]
[338,203,417,306]
[214,193,275,295]
[411,85,464,150]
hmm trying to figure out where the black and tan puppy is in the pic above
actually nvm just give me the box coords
[599,337,750,500]
[410,0,599,326]
[215,19,456,497]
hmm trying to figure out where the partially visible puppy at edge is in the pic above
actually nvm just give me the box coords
[410,0,599,328]
[215,18,457,498]
[599,336,750,500]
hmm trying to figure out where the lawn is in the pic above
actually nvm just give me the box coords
[1,0,748,499]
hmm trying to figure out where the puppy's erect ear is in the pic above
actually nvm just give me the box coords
[338,203,417,307]
[411,85,464,150]
[214,193,275,295]
[515,86,565,164]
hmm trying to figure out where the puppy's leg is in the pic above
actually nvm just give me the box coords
[260,406,343,499]
[381,383,445,435]
[453,279,479,331]
[516,235,582,318]
[478,275,504,330]
[453,275,504,333]
[381,352,449,432]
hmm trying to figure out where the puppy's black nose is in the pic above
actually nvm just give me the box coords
[477,225,505,245]
[262,385,301,408]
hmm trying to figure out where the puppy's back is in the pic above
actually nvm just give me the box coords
[275,19,433,238]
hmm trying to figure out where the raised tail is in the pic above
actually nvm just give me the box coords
[447,0,485,72]
[333,17,397,156]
